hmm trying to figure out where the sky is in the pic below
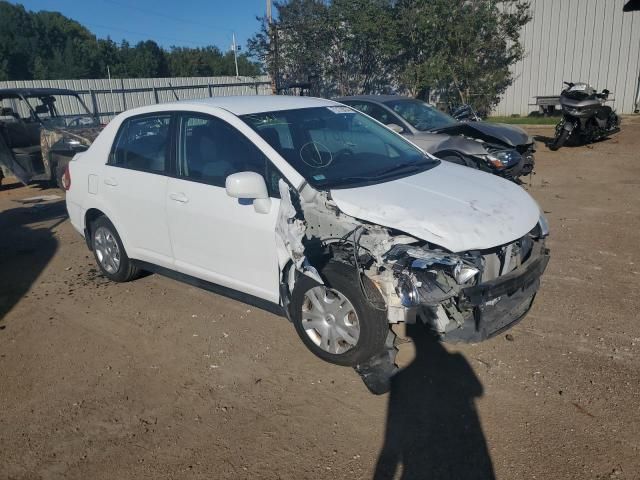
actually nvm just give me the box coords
[7,0,269,51]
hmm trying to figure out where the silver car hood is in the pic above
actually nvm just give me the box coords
[407,132,488,156]
[433,122,532,148]
[330,161,540,253]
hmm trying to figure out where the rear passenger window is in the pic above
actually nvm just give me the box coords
[110,114,171,173]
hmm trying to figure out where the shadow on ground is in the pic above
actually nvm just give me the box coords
[374,324,495,480]
[0,199,65,322]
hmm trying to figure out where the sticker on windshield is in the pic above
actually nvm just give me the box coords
[300,141,333,168]
[327,106,354,114]
[313,174,326,181]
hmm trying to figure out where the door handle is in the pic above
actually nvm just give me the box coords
[104,177,118,186]
[169,192,189,203]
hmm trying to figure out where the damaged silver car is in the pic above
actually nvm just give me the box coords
[336,95,536,181]
[65,96,549,393]
[0,88,102,187]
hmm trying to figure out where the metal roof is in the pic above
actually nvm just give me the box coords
[180,95,338,115]
[0,88,80,99]
[129,95,339,116]
[334,95,412,104]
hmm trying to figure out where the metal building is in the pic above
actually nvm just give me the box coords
[495,0,640,116]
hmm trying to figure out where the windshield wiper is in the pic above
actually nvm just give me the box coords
[332,158,439,187]
[374,159,437,177]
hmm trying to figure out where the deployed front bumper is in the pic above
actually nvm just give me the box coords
[444,244,550,342]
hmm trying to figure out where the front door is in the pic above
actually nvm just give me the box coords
[165,112,281,303]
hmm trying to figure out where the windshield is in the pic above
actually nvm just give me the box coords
[241,106,439,189]
[23,94,98,128]
[385,99,457,132]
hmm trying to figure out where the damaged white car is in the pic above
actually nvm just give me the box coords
[65,96,549,393]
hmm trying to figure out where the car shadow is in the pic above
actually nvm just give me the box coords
[374,323,495,480]
[0,199,65,323]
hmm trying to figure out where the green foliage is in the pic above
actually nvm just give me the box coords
[487,115,558,125]
[0,0,261,80]
[249,0,531,111]
[396,0,531,111]
[249,0,396,96]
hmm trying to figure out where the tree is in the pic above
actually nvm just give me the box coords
[396,0,531,111]
[249,0,531,112]
[0,0,262,80]
[248,0,395,96]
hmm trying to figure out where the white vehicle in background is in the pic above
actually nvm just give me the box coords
[64,96,549,393]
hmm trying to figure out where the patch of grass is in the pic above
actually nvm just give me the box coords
[487,116,558,125]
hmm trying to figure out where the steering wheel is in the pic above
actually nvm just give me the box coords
[333,148,355,163]
[67,117,84,127]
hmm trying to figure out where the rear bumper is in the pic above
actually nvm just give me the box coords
[443,246,550,343]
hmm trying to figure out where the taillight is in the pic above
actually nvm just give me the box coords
[61,164,71,191]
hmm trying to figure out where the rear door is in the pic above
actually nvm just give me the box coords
[165,112,282,302]
[99,113,174,267]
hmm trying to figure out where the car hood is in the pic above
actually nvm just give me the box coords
[408,132,488,156]
[433,122,532,148]
[330,162,540,252]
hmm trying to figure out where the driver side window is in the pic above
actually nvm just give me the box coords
[177,113,282,197]
[345,101,396,127]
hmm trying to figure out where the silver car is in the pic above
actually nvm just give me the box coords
[336,95,535,181]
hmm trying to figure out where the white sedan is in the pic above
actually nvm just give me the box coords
[64,95,549,393]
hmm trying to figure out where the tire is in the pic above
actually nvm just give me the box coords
[439,153,478,169]
[90,216,140,282]
[290,261,389,367]
[53,160,66,189]
[549,128,570,151]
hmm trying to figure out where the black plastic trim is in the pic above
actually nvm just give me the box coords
[131,260,287,318]
[461,249,550,307]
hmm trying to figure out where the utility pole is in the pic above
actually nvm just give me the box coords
[107,65,116,118]
[267,0,279,94]
[232,32,239,78]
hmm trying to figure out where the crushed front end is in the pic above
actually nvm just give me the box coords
[377,222,549,343]
[283,183,550,345]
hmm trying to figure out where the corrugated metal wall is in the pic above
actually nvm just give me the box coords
[495,0,640,115]
[0,76,271,122]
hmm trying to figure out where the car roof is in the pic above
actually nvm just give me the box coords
[334,95,412,104]
[0,88,80,99]
[171,95,338,116]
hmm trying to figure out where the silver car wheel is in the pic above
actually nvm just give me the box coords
[301,286,360,354]
[93,226,121,274]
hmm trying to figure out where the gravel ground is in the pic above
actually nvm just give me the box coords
[1,122,639,479]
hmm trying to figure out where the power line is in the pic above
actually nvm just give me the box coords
[85,22,214,47]
[100,0,235,34]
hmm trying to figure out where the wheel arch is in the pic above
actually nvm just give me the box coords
[83,207,131,254]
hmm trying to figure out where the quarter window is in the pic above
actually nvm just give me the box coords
[110,114,171,173]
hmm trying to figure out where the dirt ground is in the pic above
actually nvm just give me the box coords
[1,120,639,480]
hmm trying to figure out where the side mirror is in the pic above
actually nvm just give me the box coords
[225,171,271,214]
[387,123,404,133]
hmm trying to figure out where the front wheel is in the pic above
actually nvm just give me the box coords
[549,128,570,151]
[290,261,389,366]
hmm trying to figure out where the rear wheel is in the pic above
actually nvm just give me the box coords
[52,160,66,189]
[290,261,389,366]
[90,216,140,282]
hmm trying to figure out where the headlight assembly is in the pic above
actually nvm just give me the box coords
[537,213,550,238]
[484,150,522,169]
[387,245,480,306]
